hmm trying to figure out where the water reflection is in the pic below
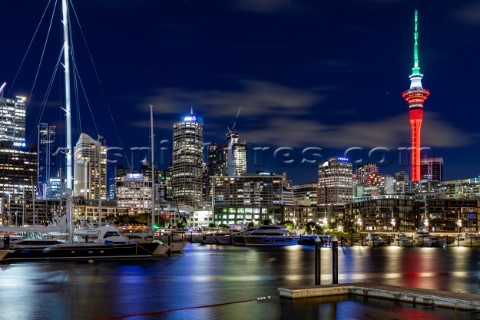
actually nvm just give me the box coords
[0,245,479,319]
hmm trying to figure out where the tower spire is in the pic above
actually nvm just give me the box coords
[409,10,424,89]
[402,9,430,182]
[412,9,420,75]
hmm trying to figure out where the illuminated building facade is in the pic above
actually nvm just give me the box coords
[0,95,26,144]
[346,195,417,232]
[0,141,36,225]
[355,163,378,184]
[212,173,290,225]
[207,143,227,177]
[421,157,443,181]
[226,130,247,176]
[115,173,154,216]
[37,123,57,198]
[73,133,107,200]
[318,157,353,206]
[293,182,318,206]
[402,10,430,182]
[172,112,203,206]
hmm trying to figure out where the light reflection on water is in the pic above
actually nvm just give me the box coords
[0,244,479,319]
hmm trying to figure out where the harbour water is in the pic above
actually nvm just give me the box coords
[0,244,479,319]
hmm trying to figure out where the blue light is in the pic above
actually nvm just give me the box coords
[183,115,196,122]
[337,157,349,162]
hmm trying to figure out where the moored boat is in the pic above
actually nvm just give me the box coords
[413,231,433,247]
[242,225,298,247]
[365,233,387,247]
[1,241,160,262]
[390,233,414,247]
[456,233,480,247]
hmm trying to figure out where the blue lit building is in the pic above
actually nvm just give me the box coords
[172,111,204,206]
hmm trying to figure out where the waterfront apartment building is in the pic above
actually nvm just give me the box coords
[0,95,26,144]
[172,112,203,206]
[0,141,37,225]
[37,123,57,198]
[345,195,418,233]
[73,133,107,200]
[318,157,353,206]
[212,173,291,226]
[425,198,479,233]
[421,157,443,181]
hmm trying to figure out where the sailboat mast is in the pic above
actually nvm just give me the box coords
[62,0,74,242]
[150,105,155,231]
[62,0,72,188]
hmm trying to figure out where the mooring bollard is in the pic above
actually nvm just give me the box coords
[332,236,338,284]
[315,236,321,285]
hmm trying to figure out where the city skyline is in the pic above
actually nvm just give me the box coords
[1,0,480,184]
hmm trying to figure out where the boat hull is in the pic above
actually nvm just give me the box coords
[1,242,160,262]
[243,236,298,246]
[169,241,188,253]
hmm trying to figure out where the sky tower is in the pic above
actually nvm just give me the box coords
[402,10,430,182]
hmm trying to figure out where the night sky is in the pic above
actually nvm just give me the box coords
[2,0,480,184]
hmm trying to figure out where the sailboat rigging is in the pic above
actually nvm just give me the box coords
[0,0,165,262]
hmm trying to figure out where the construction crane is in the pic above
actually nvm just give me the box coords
[0,82,6,96]
[227,107,242,133]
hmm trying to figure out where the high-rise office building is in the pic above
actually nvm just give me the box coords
[37,123,57,198]
[0,94,27,144]
[0,141,36,225]
[207,143,227,177]
[172,111,203,206]
[226,130,247,176]
[73,133,107,200]
[421,157,443,181]
[402,10,430,182]
[318,157,353,205]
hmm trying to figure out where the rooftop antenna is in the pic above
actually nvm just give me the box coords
[227,107,242,133]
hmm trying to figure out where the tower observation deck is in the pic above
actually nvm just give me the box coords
[401,10,430,182]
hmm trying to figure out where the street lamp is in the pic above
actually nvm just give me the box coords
[357,218,363,232]
[423,218,429,231]
[390,219,396,233]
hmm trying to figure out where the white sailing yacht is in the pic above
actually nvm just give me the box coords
[1,0,163,262]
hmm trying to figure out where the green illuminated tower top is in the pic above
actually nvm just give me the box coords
[408,9,424,89]
[412,10,421,76]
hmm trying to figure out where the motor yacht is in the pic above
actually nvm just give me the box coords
[413,231,433,247]
[241,225,298,246]
[365,233,387,247]
[390,233,414,247]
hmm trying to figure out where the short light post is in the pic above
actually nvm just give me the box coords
[457,219,462,247]
[314,236,321,285]
[331,236,338,284]
[357,218,363,245]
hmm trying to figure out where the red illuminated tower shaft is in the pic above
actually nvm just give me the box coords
[402,10,429,182]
